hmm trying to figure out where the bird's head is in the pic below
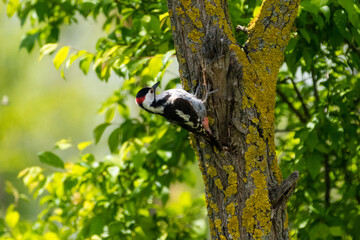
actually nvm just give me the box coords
[135,82,160,108]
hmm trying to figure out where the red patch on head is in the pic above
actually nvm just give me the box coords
[136,96,145,105]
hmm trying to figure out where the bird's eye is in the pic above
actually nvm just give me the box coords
[150,89,154,93]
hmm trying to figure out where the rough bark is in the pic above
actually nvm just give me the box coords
[167,0,300,239]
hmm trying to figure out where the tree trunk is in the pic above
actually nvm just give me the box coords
[167,0,300,239]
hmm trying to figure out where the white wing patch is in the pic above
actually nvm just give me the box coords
[175,110,194,127]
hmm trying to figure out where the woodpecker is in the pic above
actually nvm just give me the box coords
[136,82,221,150]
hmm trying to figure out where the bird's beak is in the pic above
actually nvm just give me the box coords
[152,81,160,91]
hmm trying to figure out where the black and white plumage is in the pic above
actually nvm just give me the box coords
[136,82,221,150]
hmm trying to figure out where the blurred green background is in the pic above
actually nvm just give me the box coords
[0,7,115,218]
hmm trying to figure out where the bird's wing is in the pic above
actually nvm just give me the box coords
[164,98,204,133]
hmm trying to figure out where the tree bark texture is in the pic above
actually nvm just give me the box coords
[167,0,300,239]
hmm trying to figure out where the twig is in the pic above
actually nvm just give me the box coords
[270,171,299,206]
[311,68,320,107]
[236,25,248,33]
[324,154,330,207]
[289,78,310,120]
[276,88,307,123]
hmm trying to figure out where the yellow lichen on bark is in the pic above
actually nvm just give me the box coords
[178,0,203,28]
[251,117,259,124]
[175,0,204,52]
[215,178,224,190]
[230,39,283,183]
[188,29,205,43]
[215,218,222,232]
[241,171,272,239]
[178,55,186,64]
[210,200,219,213]
[246,0,301,158]
[204,0,236,43]
[176,6,185,16]
[244,126,267,174]
[229,24,281,238]
[226,202,236,215]
[207,165,218,178]
[223,165,238,199]
[284,212,289,229]
[209,219,217,237]
[227,215,241,239]
[228,0,301,186]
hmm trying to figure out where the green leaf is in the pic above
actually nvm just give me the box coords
[44,232,60,240]
[53,46,70,70]
[109,222,122,235]
[93,123,110,144]
[5,205,20,228]
[253,6,261,17]
[38,151,65,169]
[320,5,330,22]
[301,0,319,15]
[118,103,129,118]
[118,141,131,161]
[312,0,328,8]
[329,226,343,237]
[305,130,318,151]
[299,29,311,43]
[82,153,95,163]
[6,0,19,17]
[17,168,29,179]
[63,177,78,192]
[79,53,94,75]
[66,50,87,68]
[77,141,92,151]
[147,15,161,34]
[338,0,359,26]
[141,54,162,79]
[20,30,39,52]
[105,106,116,122]
[309,222,330,239]
[89,215,106,236]
[159,12,169,22]
[79,2,95,17]
[315,143,330,154]
[312,14,324,30]
[55,139,72,150]
[333,9,352,40]
[108,127,121,153]
[39,43,58,61]
[306,151,323,179]
[60,66,66,79]
[302,49,313,70]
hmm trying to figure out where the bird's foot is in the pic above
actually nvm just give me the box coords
[202,87,218,103]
